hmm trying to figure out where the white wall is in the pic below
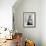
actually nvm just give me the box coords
[0,0,16,30]
[13,0,41,46]
[41,0,46,46]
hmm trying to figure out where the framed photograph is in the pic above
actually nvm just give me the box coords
[23,12,36,28]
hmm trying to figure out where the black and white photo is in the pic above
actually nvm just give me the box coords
[23,12,36,28]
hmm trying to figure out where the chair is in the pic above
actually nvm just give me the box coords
[15,33,23,46]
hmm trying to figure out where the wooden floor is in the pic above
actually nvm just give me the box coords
[0,39,16,46]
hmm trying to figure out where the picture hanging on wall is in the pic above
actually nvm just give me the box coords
[23,12,36,28]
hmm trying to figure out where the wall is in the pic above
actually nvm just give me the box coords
[0,0,16,30]
[41,0,46,46]
[13,0,41,46]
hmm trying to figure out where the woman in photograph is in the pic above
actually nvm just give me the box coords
[27,15,33,25]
